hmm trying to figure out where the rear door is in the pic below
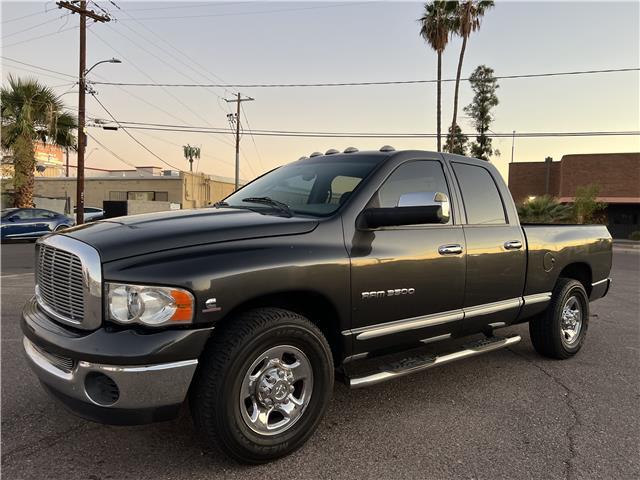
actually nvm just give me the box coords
[450,160,526,334]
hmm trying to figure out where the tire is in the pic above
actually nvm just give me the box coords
[529,278,589,359]
[190,308,334,464]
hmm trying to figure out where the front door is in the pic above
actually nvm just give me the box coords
[348,159,466,354]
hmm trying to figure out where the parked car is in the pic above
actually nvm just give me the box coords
[1,208,74,241]
[74,206,104,222]
[21,148,612,463]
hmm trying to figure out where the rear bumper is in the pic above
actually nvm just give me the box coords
[590,277,612,301]
[21,296,213,425]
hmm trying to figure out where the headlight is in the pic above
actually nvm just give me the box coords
[107,283,194,326]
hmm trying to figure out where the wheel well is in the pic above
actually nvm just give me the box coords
[221,291,344,363]
[558,263,592,295]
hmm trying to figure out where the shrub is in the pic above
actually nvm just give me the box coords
[517,195,573,224]
[629,231,640,241]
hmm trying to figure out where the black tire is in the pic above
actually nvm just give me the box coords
[190,308,334,464]
[529,278,589,359]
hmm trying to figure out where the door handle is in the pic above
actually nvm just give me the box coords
[504,240,523,250]
[438,244,463,255]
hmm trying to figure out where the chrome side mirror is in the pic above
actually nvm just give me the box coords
[397,191,450,223]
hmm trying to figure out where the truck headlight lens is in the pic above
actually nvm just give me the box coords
[107,283,194,326]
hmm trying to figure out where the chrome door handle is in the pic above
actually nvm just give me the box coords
[438,244,463,255]
[504,240,523,250]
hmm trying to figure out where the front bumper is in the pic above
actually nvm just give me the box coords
[22,296,213,425]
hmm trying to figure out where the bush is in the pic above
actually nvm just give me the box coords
[629,231,640,241]
[573,184,607,224]
[517,195,573,224]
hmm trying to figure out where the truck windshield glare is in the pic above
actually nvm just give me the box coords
[223,159,380,216]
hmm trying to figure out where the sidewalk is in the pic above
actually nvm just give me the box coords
[613,239,640,251]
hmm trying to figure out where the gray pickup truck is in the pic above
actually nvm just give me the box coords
[22,148,612,463]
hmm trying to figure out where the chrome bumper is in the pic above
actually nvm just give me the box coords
[23,336,197,411]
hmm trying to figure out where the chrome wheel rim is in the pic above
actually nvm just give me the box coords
[240,345,313,436]
[560,295,582,346]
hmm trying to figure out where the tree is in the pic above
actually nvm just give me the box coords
[517,195,573,224]
[464,65,499,160]
[183,144,201,172]
[419,1,457,152]
[572,184,607,224]
[1,75,76,207]
[444,124,468,155]
[449,1,494,153]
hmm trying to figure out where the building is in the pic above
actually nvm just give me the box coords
[508,152,640,238]
[1,142,68,178]
[31,167,237,213]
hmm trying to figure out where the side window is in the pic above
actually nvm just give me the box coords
[377,161,451,214]
[452,163,506,225]
[14,210,35,220]
[328,175,362,205]
[37,210,57,218]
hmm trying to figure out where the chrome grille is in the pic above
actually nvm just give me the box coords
[31,342,75,373]
[37,243,85,322]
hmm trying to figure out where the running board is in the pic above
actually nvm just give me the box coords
[347,335,521,389]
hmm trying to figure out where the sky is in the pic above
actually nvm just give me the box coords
[1,0,639,183]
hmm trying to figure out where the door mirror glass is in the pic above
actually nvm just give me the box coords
[397,191,450,222]
[358,192,450,229]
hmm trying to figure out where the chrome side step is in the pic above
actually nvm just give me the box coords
[347,335,521,389]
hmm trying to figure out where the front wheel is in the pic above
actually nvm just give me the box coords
[190,308,334,463]
[529,278,589,359]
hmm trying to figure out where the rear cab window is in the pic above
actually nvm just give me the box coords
[452,162,507,225]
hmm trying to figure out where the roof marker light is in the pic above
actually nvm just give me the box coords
[379,145,395,152]
[325,149,340,155]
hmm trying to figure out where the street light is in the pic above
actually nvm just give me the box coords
[76,57,121,224]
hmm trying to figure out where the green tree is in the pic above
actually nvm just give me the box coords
[419,1,457,152]
[449,1,494,153]
[444,124,468,155]
[464,65,499,160]
[517,195,573,224]
[572,184,607,224]
[1,75,76,207]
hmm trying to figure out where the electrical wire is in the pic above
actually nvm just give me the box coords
[116,2,369,21]
[91,122,640,139]
[2,25,79,49]
[1,14,71,40]
[86,131,139,169]
[89,93,183,171]
[0,56,76,78]
[90,67,640,88]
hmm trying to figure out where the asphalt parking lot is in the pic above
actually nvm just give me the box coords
[1,242,638,480]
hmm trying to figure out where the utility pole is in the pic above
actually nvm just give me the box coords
[510,130,516,163]
[56,1,110,224]
[225,93,254,190]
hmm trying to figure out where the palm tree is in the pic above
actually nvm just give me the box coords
[1,75,77,207]
[419,1,457,152]
[449,0,494,152]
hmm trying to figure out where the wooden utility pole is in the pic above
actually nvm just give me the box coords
[225,93,254,190]
[56,1,110,224]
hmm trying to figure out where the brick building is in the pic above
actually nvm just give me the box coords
[508,153,640,238]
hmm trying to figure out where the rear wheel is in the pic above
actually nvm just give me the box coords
[529,278,589,359]
[190,308,334,463]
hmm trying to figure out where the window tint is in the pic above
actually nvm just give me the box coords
[377,160,451,210]
[329,176,362,205]
[452,163,506,225]
[35,210,57,218]
[11,209,35,220]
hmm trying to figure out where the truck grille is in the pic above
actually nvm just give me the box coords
[37,243,85,322]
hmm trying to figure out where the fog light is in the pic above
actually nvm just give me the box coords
[84,372,120,406]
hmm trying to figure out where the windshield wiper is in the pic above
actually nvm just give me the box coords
[241,197,293,217]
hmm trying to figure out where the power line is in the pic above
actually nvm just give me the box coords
[117,2,369,21]
[125,1,259,13]
[90,67,640,88]
[91,122,640,139]
[0,56,76,78]
[2,25,79,49]
[1,7,55,24]
[1,13,71,40]
[89,92,183,171]
[86,131,138,169]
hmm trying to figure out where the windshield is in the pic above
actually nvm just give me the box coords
[223,158,380,217]
[1,209,17,218]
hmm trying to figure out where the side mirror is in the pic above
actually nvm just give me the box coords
[358,192,450,229]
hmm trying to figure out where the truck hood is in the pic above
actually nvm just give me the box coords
[64,208,319,262]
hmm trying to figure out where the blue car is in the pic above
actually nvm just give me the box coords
[1,208,75,241]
